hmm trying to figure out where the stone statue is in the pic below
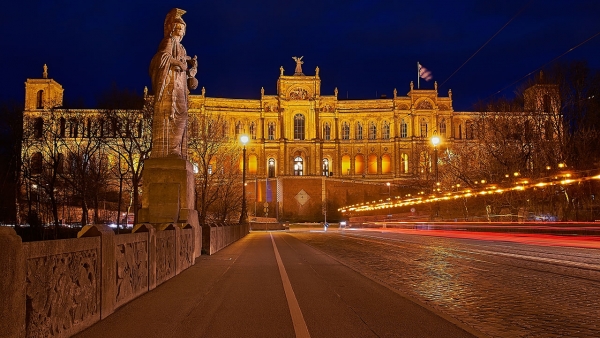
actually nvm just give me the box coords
[149,8,198,158]
[280,66,284,76]
[43,64,48,79]
[292,56,304,75]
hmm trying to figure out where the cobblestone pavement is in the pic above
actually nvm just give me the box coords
[287,229,600,338]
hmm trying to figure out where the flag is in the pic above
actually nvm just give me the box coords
[419,63,433,81]
[265,177,272,202]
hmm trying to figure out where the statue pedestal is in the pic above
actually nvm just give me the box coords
[138,157,201,257]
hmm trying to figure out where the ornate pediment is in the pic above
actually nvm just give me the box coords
[289,87,310,100]
[416,100,433,109]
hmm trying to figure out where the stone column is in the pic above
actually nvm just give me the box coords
[0,227,25,338]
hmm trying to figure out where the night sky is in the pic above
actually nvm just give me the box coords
[2,0,599,110]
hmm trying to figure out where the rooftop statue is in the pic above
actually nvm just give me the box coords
[149,8,198,158]
[292,56,304,75]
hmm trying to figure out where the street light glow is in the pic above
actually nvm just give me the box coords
[240,135,249,145]
[431,135,440,146]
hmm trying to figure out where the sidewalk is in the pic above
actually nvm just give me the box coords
[74,232,478,338]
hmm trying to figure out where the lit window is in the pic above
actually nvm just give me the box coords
[268,122,276,140]
[356,122,363,140]
[322,158,329,176]
[342,122,350,140]
[400,119,407,138]
[368,121,377,140]
[382,121,390,139]
[293,156,303,176]
[323,122,331,140]
[294,114,305,140]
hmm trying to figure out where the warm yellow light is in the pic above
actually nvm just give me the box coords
[240,135,249,145]
[514,172,520,177]
[431,135,440,146]
[558,163,566,168]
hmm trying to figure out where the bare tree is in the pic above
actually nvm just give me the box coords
[100,99,152,225]
[187,112,243,225]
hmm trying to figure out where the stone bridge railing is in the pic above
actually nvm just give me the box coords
[0,222,248,338]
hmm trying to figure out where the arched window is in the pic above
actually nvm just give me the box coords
[222,121,228,138]
[34,117,44,138]
[293,156,303,176]
[235,121,243,136]
[354,154,365,175]
[86,118,93,138]
[59,117,66,138]
[355,122,363,140]
[465,121,474,139]
[400,119,408,138]
[457,123,462,139]
[36,90,44,109]
[342,122,350,140]
[382,121,390,140]
[322,158,329,176]
[368,122,377,140]
[250,122,256,139]
[420,118,428,138]
[381,154,391,174]
[31,152,43,175]
[294,114,305,140]
[110,117,118,137]
[323,122,331,141]
[401,153,409,173]
[439,118,446,136]
[268,158,276,178]
[294,114,304,140]
[367,154,378,174]
[341,155,351,175]
[268,122,276,140]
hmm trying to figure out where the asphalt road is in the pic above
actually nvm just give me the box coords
[74,231,478,338]
[292,228,600,337]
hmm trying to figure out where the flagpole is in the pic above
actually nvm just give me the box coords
[417,62,420,89]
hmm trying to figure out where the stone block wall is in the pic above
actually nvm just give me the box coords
[0,223,198,338]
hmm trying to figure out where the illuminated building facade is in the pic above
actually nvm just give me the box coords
[21,63,560,223]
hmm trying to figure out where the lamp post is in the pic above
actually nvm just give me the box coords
[386,182,391,197]
[239,135,249,224]
[431,132,440,217]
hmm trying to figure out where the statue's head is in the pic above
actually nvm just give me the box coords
[164,8,187,38]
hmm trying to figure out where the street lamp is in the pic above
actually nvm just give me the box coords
[239,135,249,224]
[386,182,391,197]
[431,132,440,218]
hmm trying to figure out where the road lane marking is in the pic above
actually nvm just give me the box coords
[270,233,311,338]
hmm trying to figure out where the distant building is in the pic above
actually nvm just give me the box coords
[21,63,561,224]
